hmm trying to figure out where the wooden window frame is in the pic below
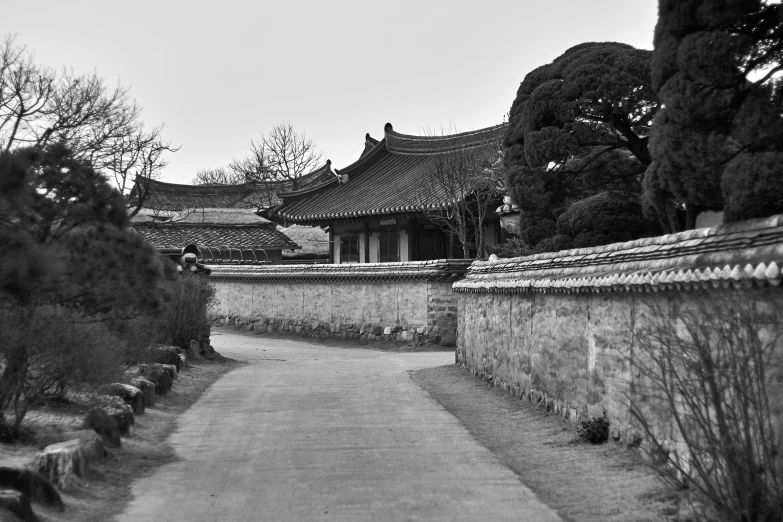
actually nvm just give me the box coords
[340,233,360,263]
[378,229,399,263]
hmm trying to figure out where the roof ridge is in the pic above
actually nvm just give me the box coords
[384,122,507,156]
[384,122,507,142]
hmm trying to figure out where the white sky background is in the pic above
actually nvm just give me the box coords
[3,0,658,185]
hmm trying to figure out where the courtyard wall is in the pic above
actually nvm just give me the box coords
[208,260,469,345]
[454,215,783,451]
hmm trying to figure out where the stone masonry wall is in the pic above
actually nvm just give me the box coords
[211,279,458,345]
[454,215,783,455]
[457,287,783,449]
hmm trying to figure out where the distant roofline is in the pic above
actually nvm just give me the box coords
[274,122,505,206]
[132,222,277,230]
[135,163,331,192]
[384,122,507,155]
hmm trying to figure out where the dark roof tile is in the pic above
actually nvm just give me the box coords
[133,222,299,250]
[134,164,334,212]
[275,124,506,223]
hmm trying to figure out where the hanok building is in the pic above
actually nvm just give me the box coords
[132,208,299,264]
[271,123,507,264]
[128,173,332,264]
[133,165,334,215]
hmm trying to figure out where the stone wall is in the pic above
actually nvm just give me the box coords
[208,260,469,345]
[454,215,783,447]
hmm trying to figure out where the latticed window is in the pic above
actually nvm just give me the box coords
[340,234,360,263]
[379,230,399,262]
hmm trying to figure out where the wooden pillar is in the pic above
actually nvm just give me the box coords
[364,221,370,264]
[328,224,335,264]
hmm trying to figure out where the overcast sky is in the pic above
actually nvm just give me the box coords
[4,0,658,185]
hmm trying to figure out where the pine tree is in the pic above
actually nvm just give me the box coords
[645,0,783,225]
[504,42,661,252]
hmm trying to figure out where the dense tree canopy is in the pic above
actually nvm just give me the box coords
[0,145,173,438]
[0,145,165,314]
[503,42,662,253]
[646,0,783,224]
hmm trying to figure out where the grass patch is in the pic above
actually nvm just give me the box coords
[411,365,683,522]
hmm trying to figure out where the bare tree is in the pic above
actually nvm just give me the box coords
[0,35,54,152]
[107,125,178,217]
[630,292,783,521]
[192,156,269,186]
[0,35,176,214]
[242,121,323,190]
[411,132,505,259]
[191,166,246,185]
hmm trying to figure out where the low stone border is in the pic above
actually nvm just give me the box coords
[215,315,456,346]
[34,430,105,490]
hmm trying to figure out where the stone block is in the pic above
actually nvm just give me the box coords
[383,326,393,335]
[0,467,63,509]
[0,489,36,522]
[34,430,105,489]
[130,378,156,408]
[99,383,144,415]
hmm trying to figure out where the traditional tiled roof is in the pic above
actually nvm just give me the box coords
[273,123,507,224]
[133,209,299,252]
[207,259,472,282]
[454,214,783,294]
[360,133,379,158]
[278,225,330,255]
[178,208,275,225]
[133,165,334,212]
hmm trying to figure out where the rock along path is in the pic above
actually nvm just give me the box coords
[118,332,561,521]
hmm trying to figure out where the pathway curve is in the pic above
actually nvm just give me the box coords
[118,332,560,521]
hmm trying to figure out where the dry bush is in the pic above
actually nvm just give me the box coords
[0,306,125,438]
[160,275,216,349]
[631,291,783,521]
[115,314,166,364]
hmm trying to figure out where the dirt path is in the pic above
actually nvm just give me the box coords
[117,332,561,521]
[411,365,678,522]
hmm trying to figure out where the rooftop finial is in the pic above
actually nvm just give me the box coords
[384,122,393,133]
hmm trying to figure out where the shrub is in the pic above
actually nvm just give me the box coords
[160,274,216,349]
[577,417,609,444]
[631,292,783,521]
[494,236,531,258]
[0,306,125,439]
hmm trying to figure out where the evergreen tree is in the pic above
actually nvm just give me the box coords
[646,0,783,225]
[504,42,662,252]
[0,144,165,314]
